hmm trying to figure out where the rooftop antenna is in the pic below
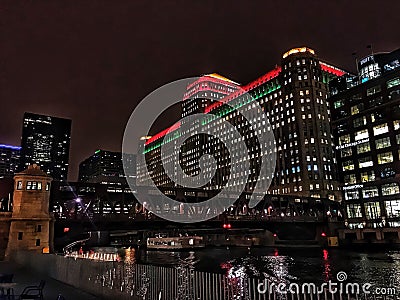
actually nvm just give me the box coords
[367,44,374,56]
[352,51,360,83]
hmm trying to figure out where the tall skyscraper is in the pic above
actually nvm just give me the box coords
[20,112,72,181]
[79,149,136,185]
[329,48,400,228]
[0,144,21,178]
[139,47,346,201]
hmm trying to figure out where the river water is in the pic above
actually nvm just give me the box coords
[128,247,400,288]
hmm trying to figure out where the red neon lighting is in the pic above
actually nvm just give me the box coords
[145,121,181,145]
[204,66,282,113]
[146,68,281,146]
[320,62,346,77]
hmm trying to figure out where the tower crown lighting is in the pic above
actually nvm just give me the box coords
[282,47,315,58]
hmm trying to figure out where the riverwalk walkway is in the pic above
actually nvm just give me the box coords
[0,260,100,299]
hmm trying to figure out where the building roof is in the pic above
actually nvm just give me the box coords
[16,164,51,177]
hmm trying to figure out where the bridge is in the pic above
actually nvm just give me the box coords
[47,181,343,222]
[0,180,344,248]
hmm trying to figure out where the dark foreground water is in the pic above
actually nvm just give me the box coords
[128,247,400,287]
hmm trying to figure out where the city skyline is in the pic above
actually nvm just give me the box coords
[0,1,399,181]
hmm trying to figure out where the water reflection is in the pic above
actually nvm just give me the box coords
[128,247,400,287]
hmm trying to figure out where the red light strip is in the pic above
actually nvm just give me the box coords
[320,62,346,77]
[145,121,181,145]
[204,66,282,113]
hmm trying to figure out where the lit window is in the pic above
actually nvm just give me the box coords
[385,200,400,218]
[357,142,370,154]
[342,160,354,171]
[364,201,381,219]
[375,137,391,149]
[353,116,367,128]
[347,203,362,217]
[361,170,375,182]
[17,181,23,190]
[351,104,363,115]
[373,123,389,136]
[362,187,379,199]
[377,152,393,164]
[334,100,344,109]
[394,120,400,130]
[387,77,400,89]
[355,129,369,141]
[382,183,400,196]
[339,134,350,145]
[341,148,352,157]
[366,85,381,96]
[344,173,356,185]
[359,156,373,168]
[346,190,358,201]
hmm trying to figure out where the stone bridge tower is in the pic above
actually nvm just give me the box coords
[5,164,53,258]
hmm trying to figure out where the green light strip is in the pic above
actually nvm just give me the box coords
[202,84,281,125]
[144,83,281,153]
[143,131,181,154]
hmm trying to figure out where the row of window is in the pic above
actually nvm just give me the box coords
[16,181,50,191]
[339,122,399,146]
[333,77,400,109]
[345,183,400,200]
[342,151,395,171]
[347,199,400,220]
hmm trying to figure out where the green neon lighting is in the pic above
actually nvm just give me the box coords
[95,150,101,154]
[144,83,281,153]
[143,131,181,154]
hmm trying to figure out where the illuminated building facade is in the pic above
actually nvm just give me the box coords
[329,48,400,228]
[20,112,71,181]
[139,48,346,201]
[79,149,136,186]
[0,144,21,178]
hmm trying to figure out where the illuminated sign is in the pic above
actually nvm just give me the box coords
[343,184,364,191]
[359,55,374,66]
[336,138,369,150]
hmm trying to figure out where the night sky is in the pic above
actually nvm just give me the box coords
[1,0,399,181]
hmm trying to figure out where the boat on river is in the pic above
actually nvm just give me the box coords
[147,236,205,250]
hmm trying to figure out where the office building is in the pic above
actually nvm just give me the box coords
[139,47,346,201]
[79,149,136,186]
[20,112,71,181]
[329,48,400,228]
[0,144,21,178]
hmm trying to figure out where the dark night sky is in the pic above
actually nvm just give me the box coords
[0,1,399,181]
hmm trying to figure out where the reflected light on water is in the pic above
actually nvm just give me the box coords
[322,249,332,282]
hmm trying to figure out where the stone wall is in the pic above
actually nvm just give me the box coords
[12,252,138,300]
[0,212,11,260]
